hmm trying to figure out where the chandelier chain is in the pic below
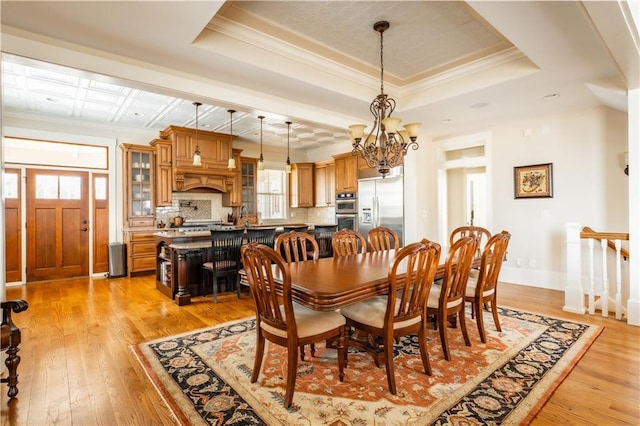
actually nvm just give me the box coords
[379,28,385,94]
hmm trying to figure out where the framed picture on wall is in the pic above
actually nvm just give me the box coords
[514,163,553,198]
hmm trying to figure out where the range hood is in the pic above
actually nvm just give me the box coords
[174,169,235,193]
[156,125,242,193]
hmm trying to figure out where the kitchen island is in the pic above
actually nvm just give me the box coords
[155,223,332,305]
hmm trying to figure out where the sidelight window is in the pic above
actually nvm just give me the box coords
[2,172,18,198]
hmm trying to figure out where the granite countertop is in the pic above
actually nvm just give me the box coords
[169,240,212,250]
[152,223,337,239]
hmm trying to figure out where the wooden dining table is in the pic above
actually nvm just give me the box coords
[270,249,477,312]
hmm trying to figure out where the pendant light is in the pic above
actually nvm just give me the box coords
[257,115,265,171]
[227,109,236,169]
[348,21,422,178]
[192,102,202,167]
[285,121,292,173]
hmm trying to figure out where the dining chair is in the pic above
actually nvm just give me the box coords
[313,224,338,258]
[367,226,400,252]
[449,225,491,258]
[275,231,319,263]
[242,242,347,408]
[427,235,477,361]
[237,228,278,298]
[275,231,320,360]
[202,228,244,303]
[465,230,511,343]
[246,227,277,248]
[340,239,441,395]
[332,229,367,256]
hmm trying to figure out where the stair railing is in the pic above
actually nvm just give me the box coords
[564,223,629,320]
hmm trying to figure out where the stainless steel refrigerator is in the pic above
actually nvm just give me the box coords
[357,167,404,246]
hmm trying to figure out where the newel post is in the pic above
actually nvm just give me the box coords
[564,222,585,314]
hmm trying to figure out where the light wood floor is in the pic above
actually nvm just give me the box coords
[1,276,638,425]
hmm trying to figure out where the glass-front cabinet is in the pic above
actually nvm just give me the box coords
[121,144,156,227]
[241,157,258,224]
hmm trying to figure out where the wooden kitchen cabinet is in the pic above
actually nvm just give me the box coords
[124,230,156,276]
[333,152,358,194]
[314,160,335,206]
[160,125,233,171]
[121,143,156,227]
[151,138,172,206]
[290,163,315,207]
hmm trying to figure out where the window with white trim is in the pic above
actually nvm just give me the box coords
[257,169,287,220]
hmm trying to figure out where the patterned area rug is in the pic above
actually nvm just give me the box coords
[133,307,601,425]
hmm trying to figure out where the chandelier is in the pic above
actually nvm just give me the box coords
[349,21,421,178]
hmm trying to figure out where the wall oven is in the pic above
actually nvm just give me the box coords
[335,192,357,214]
[335,192,357,230]
[336,213,358,231]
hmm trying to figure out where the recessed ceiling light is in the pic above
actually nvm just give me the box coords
[543,93,559,100]
[470,102,488,109]
[441,119,452,124]
[133,112,146,117]
[202,124,211,128]
[45,97,59,102]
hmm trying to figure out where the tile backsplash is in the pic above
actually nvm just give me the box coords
[155,192,336,226]
[156,192,232,224]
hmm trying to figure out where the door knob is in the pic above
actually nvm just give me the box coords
[81,227,88,232]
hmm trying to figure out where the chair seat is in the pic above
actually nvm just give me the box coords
[261,303,346,339]
[203,260,239,271]
[341,296,422,330]
[465,276,496,298]
[427,285,464,309]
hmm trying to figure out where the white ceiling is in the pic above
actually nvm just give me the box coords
[0,1,637,152]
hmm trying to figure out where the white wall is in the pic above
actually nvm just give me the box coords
[426,105,629,290]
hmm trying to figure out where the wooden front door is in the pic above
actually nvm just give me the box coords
[26,169,89,281]
[4,168,22,283]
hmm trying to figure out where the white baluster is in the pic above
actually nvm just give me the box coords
[615,239,623,320]
[601,239,608,317]
[588,238,595,315]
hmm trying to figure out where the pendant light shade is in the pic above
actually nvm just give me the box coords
[192,102,202,167]
[227,109,236,170]
[257,115,265,171]
[285,121,292,174]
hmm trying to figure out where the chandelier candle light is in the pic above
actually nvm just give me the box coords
[349,21,421,178]
[192,102,202,167]
[257,115,265,171]
[227,109,236,169]
[285,121,292,174]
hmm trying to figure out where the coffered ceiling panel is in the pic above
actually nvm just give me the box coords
[0,1,635,152]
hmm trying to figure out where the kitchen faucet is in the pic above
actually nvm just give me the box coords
[240,205,249,227]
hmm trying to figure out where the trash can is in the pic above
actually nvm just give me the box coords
[107,243,127,278]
